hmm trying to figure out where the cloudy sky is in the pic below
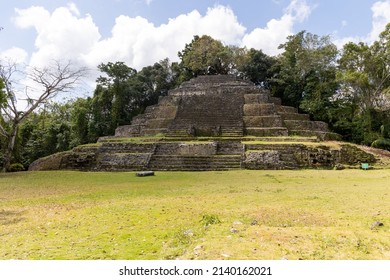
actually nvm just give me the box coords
[1,0,390,72]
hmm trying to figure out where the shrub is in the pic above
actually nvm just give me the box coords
[371,138,390,151]
[380,125,390,138]
[7,163,25,172]
[201,214,221,226]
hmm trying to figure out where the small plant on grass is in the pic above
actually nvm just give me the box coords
[201,214,221,226]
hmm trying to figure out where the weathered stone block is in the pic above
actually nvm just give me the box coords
[97,153,151,171]
[276,106,298,114]
[245,127,288,136]
[340,144,376,165]
[146,118,173,129]
[280,113,310,121]
[115,125,140,137]
[244,94,269,103]
[243,151,281,169]
[243,104,275,116]
[28,151,69,171]
[177,143,217,156]
[243,116,283,127]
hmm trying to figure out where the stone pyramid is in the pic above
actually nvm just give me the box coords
[114,75,333,140]
[30,75,379,171]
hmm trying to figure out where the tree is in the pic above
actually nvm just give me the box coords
[89,60,178,140]
[271,31,338,121]
[135,58,177,106]
[70,97,93,146]
[239,48,276,87]
[178,35,234,77]
[0,60,87,171]
[18,102,74,167]
[336,24,390,144]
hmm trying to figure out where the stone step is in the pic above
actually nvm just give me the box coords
[245,143,305,151]
[164,131,191,138]
[288,130,330,140]
[243,103,276,116]
[276,106,298,114]
[222,133,244,137]
[99,143,156,153]
[97,164,146,171]
[242,136,318,142]
[270,97,282,105]
[157,95,180,106]
[115,125,141,137]
[148,155,242,170]
[140,128,168,136]
[150,155,241,160]
[221,128,244,137]
[96,153,151,171]
[243,116,283,127]
[244,93,270,104]
[216,142,245,155]
[284,120,328,131]
[280,113,310,121]
[245,127,289,137]
[145,118,174,129]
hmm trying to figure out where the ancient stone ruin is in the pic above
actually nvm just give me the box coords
[114,75,332,139]
[29,75,378,171]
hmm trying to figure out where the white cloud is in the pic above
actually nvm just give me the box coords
[369,0,390,41]
[14,5,101,68]
[284,0,311,22]
[83,5,246,69]
[242,0,311,55]
[13,6,51,33]
[67,2,80,17]
[333,0,390,49]
[11,1,313,74]
[0,47,29,64]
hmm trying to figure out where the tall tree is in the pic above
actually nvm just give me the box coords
[336,24,390,144]
[19,102,73,167]
[90,60,177,139]
[239,48,276,87]
[271,31,338,120]
[0,60,87,171]
[97,62,137,129]
[178,35,234,77]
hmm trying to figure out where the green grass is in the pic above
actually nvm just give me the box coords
[0,170,389,260]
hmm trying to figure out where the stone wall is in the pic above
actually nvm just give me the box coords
[29,139,378,171]
[243,143,376,169]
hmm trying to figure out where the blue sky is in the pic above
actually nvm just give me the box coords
[1,0,390,71]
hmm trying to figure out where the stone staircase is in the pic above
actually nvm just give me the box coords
[146,140,244,170]
[148,155,242,171]
[243,93,289,137]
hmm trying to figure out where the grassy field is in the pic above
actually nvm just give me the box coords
[0,169,389,260]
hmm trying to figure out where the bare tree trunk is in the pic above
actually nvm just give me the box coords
[0,60,87,172]
[2,125,17,172]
